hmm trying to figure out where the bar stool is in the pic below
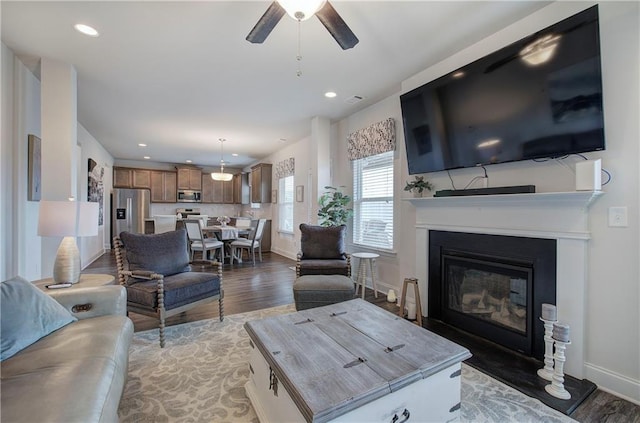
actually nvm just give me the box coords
[399,277,422,325]
[352,252,379,299]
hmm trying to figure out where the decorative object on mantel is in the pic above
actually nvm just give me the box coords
[347,117,395,161]
[404,175,433,197]
[317,186,353,227]
[538,303,558,381]
[546,322,572,400]
[37,200,99,284]
[211,138,233,181]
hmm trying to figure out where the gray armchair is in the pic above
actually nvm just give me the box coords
[296,224,351,278]
[114,229,223,347]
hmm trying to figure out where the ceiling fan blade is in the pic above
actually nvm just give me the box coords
[246,2,286,44]
[315,2,359,50]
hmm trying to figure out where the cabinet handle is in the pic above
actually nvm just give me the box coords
[391,408,410,423]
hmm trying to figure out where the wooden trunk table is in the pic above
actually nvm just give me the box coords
[244,299,471,423]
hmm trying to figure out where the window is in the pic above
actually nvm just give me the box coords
[352,150,394,250]
[278,175,294,233]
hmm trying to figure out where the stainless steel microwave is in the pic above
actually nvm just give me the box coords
[177,190,201,203]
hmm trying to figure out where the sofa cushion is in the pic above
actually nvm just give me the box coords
[0,277,77,361]
[300,224,346,260]
[120,229,191,279]
[0,315,133,423]
[126,272,221,311]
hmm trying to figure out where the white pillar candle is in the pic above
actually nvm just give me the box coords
[541,303,557,321]
[407,303,417,320]
[552,322,570,342]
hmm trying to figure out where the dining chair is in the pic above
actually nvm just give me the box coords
[153,215,177,234]
[184,219,224,261]
[230,218,266,264]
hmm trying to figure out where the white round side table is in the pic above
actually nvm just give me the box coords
[33,273,116,292]
[352,252,379,299]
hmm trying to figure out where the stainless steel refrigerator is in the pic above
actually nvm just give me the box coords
[112,189,151,241]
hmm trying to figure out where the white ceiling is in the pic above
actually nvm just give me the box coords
[1,1,549,168]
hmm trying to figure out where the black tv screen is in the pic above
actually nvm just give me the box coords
[400,5,605,174]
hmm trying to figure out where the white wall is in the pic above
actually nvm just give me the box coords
[1,47,114,281]
[331,1,639,402]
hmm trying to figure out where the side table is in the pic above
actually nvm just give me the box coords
[33,273,116,292]
[352,252,379,299]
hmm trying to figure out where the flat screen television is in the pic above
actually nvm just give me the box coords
[400,5,605,175]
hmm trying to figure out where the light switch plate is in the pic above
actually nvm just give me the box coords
[608,207,628,227]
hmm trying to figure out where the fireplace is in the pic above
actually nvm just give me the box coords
[429,231,556,359]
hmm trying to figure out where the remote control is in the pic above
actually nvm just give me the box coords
[45,283,72,289]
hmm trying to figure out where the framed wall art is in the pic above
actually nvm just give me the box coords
[27,134,41,201]
[296,185,304,202]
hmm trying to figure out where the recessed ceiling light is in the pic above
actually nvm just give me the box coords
[138,143,147,147]
[143,156,151,159]
[279,138,287,143]
[452,71,465,78]
[186,159,192,163]
[325,91,337,98]
[74,24,99,37]
[232,153,238,157]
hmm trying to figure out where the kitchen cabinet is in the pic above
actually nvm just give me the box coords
[150,171,177,203]
[202,174,233,204]
[113,167,151,189]
[177,167,202,190]
[250,163,272,203]
[233,173,250,204]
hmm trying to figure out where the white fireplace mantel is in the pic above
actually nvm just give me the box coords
[407,190,603,379]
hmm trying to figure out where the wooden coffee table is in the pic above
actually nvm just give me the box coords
[244,299,471,423]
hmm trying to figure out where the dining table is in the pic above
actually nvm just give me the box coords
[202,225,251,263]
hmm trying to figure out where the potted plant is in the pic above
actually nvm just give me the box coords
[404,176,433,197]
[318,186,354,227]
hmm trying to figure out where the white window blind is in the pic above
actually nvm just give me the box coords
[352,150,394,250]
[278,175,294,233]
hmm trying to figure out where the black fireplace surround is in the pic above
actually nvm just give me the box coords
[429,231,556,360]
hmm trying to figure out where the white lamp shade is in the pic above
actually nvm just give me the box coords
[211,172,234,181]
[38,201,99,238]
[278,0,326,21]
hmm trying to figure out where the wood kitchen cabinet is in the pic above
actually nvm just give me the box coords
[233,173,250,204]
[202,174,233,203]
[150,171,177,203]
[250,163,272,203]
[113,167,151,189]
[177,167,202,190]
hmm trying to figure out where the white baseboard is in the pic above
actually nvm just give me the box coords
[584,362,640,405]
[82,249,106,270]
[270,247,296,261]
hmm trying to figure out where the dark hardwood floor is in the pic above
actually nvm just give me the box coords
[86,250,639,422]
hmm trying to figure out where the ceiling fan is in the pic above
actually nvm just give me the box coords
[246,1,359,50]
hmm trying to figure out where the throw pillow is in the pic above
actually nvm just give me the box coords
[300,224,346,260]
[120,229,191,278]
[1,277,77,361]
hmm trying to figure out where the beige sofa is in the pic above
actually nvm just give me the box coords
[1,279,133,423]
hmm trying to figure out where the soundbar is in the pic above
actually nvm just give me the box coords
[434,185,536,197]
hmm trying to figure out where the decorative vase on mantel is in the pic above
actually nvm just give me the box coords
[413,189,424,198]
[404,176,433,198]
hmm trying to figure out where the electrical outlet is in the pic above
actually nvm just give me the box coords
[608,206,628,227]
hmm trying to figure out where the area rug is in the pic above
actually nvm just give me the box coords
[118,305,575,423]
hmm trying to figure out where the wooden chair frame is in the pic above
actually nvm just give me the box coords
[114,236,224,347]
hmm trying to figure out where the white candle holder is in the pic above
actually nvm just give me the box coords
[537,317,555,381]
[545,339,572,400]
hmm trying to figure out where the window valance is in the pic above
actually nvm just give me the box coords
[275,157,295,179]
[347,118,395,161]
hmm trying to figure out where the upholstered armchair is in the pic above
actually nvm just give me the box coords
[296,224,351,278]
[114,229,223,347]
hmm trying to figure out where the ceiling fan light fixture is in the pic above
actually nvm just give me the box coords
[278,0,326,21]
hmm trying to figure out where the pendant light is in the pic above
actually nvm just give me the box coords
[211,138,233,181]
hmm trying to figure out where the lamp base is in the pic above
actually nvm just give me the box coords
[53,236,81,284]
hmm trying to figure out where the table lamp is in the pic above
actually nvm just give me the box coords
[37,200,99,283]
